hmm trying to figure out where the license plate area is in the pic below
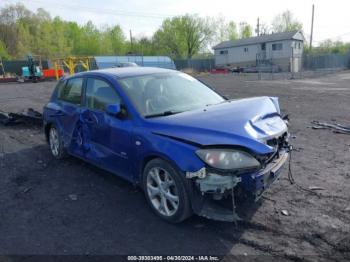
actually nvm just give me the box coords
[254,151,288,199]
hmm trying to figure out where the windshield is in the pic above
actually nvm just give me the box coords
[118,72,225,117]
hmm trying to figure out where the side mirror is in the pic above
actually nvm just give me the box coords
[106,104,121,116]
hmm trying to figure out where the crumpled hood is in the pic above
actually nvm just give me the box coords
[147,96,288,155]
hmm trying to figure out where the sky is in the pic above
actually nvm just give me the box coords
[1,0,350,45]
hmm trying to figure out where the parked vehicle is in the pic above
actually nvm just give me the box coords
[115,62,138,68]
[43,67,289,223]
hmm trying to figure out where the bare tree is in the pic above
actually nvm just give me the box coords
[214,16,238,42]
[271,10,303,33]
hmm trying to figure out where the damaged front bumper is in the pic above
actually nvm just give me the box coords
[187,149,289,222]
[246,150,289,201]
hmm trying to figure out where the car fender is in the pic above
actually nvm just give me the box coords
[133,131,204,183]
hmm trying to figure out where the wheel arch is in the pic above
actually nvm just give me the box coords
[138,153,183,184]
[140,152,194,222]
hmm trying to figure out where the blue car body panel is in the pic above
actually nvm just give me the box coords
[145,97,282,155]
[79,108,134,179]
[43,67,288,196]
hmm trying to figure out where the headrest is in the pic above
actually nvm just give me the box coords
[144,79,162,99]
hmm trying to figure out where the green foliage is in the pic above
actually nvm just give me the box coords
[154,14,214,58]
[214,17,238,42]
[0,5,217,60]
[271,10,303,33]
[130,37,159,56]
[307,40,350,55]
[239,22,253,38]
[1,4,347,60]
[181,15,214,58]
[153,17,187,57]
[0,40,11,60]
[0,3,127,59]
[227,22,238,40]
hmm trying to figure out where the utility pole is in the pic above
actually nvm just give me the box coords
[255,17,260,36]
[129,30,133,54]
[309,4,315,51]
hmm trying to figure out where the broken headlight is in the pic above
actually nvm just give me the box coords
[196,149,261,170]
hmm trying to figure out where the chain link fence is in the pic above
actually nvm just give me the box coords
[1,52,349,80]
[303,53,349,70]
[174,51,350,80]
[174,58,215,72]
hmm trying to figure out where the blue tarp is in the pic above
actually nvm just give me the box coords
[94,56,176,70]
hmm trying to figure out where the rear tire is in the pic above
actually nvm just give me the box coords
[49,125,67,159]
[143,158,192,223]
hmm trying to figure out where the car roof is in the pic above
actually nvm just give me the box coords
[71,67,176,79]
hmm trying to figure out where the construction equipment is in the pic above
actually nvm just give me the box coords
[22,54,43,82]
[0,58,18,83]
[52,56,92,80]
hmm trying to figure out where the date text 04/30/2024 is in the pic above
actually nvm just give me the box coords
[127,255,220,261]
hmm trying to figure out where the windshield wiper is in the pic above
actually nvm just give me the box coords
[145,110,183,118]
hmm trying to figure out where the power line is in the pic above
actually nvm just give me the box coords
[3,0,177,19]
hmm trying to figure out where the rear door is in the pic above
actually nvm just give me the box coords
[80,77,133,180]
[55,77,85,157]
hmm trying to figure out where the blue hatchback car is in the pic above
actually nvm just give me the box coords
[43,67,289,223]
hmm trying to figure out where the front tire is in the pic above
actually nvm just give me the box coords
[49,125,67,159]
[143,158,192,223]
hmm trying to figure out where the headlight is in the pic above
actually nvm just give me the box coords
[196,149,261,170]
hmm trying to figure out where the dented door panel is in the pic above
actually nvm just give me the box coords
[80,108,133,180]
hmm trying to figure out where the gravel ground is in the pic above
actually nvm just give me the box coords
[0,72,349,261]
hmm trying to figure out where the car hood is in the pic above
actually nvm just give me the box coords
[146,96,288,155]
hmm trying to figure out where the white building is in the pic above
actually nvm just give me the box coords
[213,31,304,72]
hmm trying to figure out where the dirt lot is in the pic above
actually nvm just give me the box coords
[0,72,349,261]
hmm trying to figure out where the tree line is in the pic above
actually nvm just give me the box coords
[0,3,348,61]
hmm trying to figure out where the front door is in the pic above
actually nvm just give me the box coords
[80,77,133,180]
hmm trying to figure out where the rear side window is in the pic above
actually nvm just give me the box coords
[52,80,66,100]
[58,78,83,105]
[86,78,121,111]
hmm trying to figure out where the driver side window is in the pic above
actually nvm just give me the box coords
[85,78,121,112]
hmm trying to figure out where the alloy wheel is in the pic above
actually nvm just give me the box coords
[49,127,60,157]
[146,167,179,217]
